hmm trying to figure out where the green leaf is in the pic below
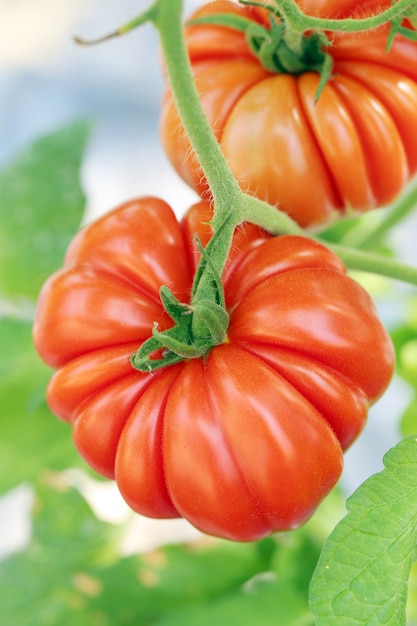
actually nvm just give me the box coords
[77,525,317,625]
[407,559,417,625]
[400,396,417,437]
[397,335,417,388]
[87,494,339,626]
[316,215,365,244]
[0,471,325,625]
[0,122,89,301]
[0,475,119,626]
[155,585,310,626]
[0,475,272,626]
[309,436,417,625]
[150,529,318,625]
[187,13,254,33]
[0,317,84,493]
[88,538,274,624]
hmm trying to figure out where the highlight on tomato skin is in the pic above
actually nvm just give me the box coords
[32,197,395,541]
[160,0,417,228]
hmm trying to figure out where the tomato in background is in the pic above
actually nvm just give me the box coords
[160,0,417,227]
[33,197,394,540]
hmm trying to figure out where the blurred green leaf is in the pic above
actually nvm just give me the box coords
[0,470,321,626]
[309,436,417,625]
[387,300,417,440]
[398,336,417,387]
[316,214,364,244]
[0,317,84,493]
[316,210,392,251]
[155,584,309,626]
[88,538,277,625]
[150,529,318,626]
[0,122,89,301]
[0,475,118,626]
[400,395,417,437]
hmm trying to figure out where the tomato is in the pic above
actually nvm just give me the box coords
[33,197,394,541]
[160,0,417,227]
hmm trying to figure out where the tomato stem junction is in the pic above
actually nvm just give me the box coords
[76,0,417,375]
[130,242,230,372]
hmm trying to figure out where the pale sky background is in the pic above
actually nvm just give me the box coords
[0,0,415,554]
[0,0,200,222]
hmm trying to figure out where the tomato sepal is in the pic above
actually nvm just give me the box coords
[130,285,229,372]
[187,9,333,98]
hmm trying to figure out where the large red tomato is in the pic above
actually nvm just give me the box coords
[33,197,394,541]
[160,0,417,227]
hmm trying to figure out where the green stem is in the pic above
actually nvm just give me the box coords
[340,177,417,250]
[153,0,242,217]
[79,0,417,292]
[153,0,253,294]
[255,0,417,33]
[153,0,307,294]
[74,6,157,45]
[326,243,417,286]
[238,194,304,236]
[154,0,417,290]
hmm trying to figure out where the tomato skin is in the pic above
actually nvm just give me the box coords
[160,0,417,227]
[33,198,394,540]
[162,345,343,540]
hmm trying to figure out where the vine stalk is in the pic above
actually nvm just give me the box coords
[242,0,417,34]
[152,0,417,288]
[338,177,417,251]
[77,0,417,290]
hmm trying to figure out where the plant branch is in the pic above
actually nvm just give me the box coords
[240,0,417,34]
[153,0,242,217]
[153,0,311,296]
[74,5,157,45]
[76,0,417,293]
[339,177,417,250]
[326,243,417,286]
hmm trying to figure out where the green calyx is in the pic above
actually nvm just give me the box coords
[189,11,333,100]
[247,17,331,76]
[130,287,229,373]
[130,238,230,373]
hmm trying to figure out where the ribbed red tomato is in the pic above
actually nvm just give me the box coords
[160,0,417,227]
[33,197,394,540]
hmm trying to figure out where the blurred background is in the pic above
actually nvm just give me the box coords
[0,0,200,220]
[0,0,414,559]
[0,0,205,560]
